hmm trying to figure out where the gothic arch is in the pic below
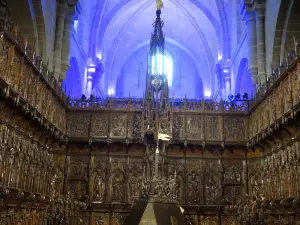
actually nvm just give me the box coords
[235,58,255,98]
[280,0,300,60]
[272,0,300,67]
[64,57,82,99]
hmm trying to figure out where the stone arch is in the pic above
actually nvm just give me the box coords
[235,58,255,98]
[7,0,39,53]
[280,0,300,59]
[272,0,300,67]
[64,57,82,99]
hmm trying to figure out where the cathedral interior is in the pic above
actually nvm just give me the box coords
[1,0,300,224]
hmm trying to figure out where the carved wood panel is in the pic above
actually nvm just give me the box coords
[204,115,222,140]
[186,115,202,140]
[110,114,127,137]
[128,112,142,139]
[172,113,184,140]
[67,113,90,137]
[224,116,245,141]
[91,113,109,137]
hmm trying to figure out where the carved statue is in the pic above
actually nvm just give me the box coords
[111,170,123,201]
[94,175,105,202]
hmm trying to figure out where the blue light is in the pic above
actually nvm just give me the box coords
[150,53,173,87]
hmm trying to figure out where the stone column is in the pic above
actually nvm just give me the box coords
[255,2,267,84]
[60,12,75,82]
[241,2,258,86]
[216,63,224,100]
[53,1,67,80]
[60,2,80,82]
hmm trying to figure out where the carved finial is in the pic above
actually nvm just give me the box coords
[156,0,164,10]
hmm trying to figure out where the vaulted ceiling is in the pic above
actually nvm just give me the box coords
[88,0,233,95]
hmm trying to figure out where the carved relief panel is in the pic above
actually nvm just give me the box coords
[52,154,65,195]
[91,156,108,203]
[199,216,219,225]
[128,112,142,139]
[204,116,222,140]
[203,160,222,205]
[68,180,88,201]
[186,115,202,140]
[172,113,184,140]
[69,157,88,179]
[110,114,127,137]
[67,113,90,137]
[91,213,110,225]
[186,160,202,204]
[224,116,245,141]
[127,159,144,203]
[90,113,109,137]
[111,213,127,225]
[110,158,126,202]
[167,159,184,203]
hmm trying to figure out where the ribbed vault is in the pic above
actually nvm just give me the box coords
[89,0,230,97]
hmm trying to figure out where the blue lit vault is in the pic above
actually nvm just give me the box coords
[64,0,253,99]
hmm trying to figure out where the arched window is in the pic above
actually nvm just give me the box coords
[151,53,173,87]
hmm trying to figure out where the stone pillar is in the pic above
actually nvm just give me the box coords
[60,13,74,82]
[255,2,267,84]
[240,2,258,86]
[216,63,225,100]
[53,2,67,80]
[60,2,80,82]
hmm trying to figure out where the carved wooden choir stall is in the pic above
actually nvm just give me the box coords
[1,0,300,224]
